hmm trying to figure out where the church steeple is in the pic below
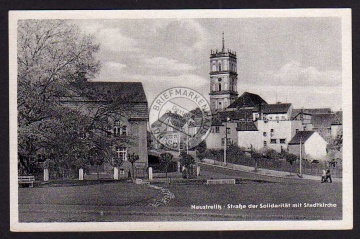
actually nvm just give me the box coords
[222,32,225,52]
[209,33,238,113]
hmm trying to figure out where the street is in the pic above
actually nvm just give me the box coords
[18,164,342,222]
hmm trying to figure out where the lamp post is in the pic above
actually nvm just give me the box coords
[224,117,230,165]
[299,136,303,178]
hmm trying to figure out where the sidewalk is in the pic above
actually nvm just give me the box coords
[200,159,342,182]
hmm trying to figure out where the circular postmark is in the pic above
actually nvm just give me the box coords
[149,87,212,151]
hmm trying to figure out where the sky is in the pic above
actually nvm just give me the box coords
[74,17,342,111]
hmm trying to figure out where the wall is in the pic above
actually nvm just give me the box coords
[304,133,327,159]
[206,122,237,150]
[256,120,303,152]
[237,131,262,150]
[288,144,304,158]
[129,120,148,166]
[331,124,342,139]
[264,113,289,121]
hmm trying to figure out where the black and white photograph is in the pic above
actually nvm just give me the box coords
[9,9,352,231]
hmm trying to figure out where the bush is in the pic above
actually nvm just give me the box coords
[197,149,215,161]
[195,140,207,154]
[264,148,280,160]
[227,144,245,163]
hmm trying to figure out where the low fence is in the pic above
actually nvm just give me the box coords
[206,179,236,185]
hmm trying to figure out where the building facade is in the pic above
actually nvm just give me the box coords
[288,131,328,160]
[209,34,238,113]
[60,82,149,178]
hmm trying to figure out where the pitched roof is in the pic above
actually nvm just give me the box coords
[311,114,336,128]
[85,81,147,103]
[227,92,267,109]
[292,108,332,115]
[60,81,148,119]
[217,109,253,121]
[236,121,258,131]
[262,103,292,114]
[288,131,315,145]
[291,109,312,119]
[151,112,187,129]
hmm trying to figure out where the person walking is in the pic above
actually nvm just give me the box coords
[325,169,332,183]
[321,169,326,183]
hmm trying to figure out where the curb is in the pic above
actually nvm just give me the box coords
[199,162,342,182]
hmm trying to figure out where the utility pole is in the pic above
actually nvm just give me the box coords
[224,117,230,165]
[299,136,303,177]
[178,132,181,156]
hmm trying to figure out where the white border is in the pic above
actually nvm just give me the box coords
[9,9,352,231]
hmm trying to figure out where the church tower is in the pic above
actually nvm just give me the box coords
[209,33,238,113]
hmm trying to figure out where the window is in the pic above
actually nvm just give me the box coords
[106,127,112,138]
[280,139,286,144]
[219,102,222,109]
[226,128,231,134]
[281,116,286,120]
[114,120,121,137]
[219,63,222,71]
[122,125,127,135]
[296,129,299,134]
[115,147,127,161]
[276,116,279,121]
[221,138,230,146]
[114,121,127,136]
[264,141,267,147]
[263,132,267,137]
[212,64,216,71]
[218,83,222,91]
[270,139,277,144]
[215,126,220,133]
[270,129,274,137]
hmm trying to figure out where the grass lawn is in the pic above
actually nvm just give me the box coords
[19,178,342,221]
[164,180,342,220]
[19,181,162,207]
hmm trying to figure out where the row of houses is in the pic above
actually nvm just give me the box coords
[204,91,342,160]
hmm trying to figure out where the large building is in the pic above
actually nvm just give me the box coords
[60,81,149,179]
[209,34,238,113]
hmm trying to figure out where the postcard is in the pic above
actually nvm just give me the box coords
[9,9,352,231]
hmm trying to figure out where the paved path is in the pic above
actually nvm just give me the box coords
[200,159,341,182]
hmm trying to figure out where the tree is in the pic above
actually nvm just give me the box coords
[264,148,280,160]
[17,19,100,176]
[283,152,298,174]
[195,140,207,154]
[159,152,174,181]
[128,153,140,180]
[180,152,195,179]
[251,151,262,172]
